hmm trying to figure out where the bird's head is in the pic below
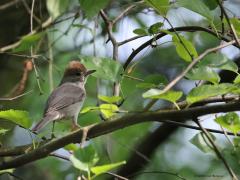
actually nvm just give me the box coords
[60,61,96,84]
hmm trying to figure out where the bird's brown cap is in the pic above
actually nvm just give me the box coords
[64,61,87,76]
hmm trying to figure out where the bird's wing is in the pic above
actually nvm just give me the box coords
[44,83,85,114]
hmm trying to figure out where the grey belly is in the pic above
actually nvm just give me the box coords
[61,101,84,118]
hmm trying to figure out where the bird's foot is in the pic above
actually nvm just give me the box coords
[71,123,81,132]
[50,133,56,140]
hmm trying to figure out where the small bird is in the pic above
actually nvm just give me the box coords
[32,61,95,132]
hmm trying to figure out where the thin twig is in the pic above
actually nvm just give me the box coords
[48,36,54,92]
[118,35,145,46]
[164,17,194,60]
[144,39,240,110]
[21,0,41,24]
[162,120,240,137]
[0,17,52,52]
[100,10,120,96]
[30,0,43,94]
[0,0,20,10]
[0,90,33,101]
[128,170,186,180]
[195,119,238,180]
[216,0,240,46]
[112,1,143,25]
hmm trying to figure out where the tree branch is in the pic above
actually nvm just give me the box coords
[123,26,233,70]
[1,100,240,170]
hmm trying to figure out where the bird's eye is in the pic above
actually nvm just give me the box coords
[76,72,81,76]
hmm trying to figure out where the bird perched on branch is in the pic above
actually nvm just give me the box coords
[32,61,95,132]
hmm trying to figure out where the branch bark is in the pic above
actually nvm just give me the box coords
[1,100,240,170]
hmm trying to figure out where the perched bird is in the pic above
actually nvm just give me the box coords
[32,61,95,132]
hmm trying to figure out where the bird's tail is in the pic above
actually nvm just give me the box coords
[32,115,54,132]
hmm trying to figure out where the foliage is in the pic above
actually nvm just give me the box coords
[0,0,240,179]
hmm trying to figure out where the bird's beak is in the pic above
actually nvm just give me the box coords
[85,70,96,76]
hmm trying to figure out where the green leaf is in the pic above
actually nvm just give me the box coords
[70,145,99,172]
[198,53,238,73]
[79,0,110,18]
[143,89,183,103]
[80,106,99,114]
[215,112,240,135]
[201,0,218,10]
[186,66,220,84]
[0,168,14,175]
[145,0,169,15]
[190,132,216,153]
[98,95,122,104]
[172,34,198,62]
[47,0,70,19]
[0,109,31,128]
[230,18,240,36]
[13,33,44,52]
[136,74,168,89]
[177,0,213,21]
[0,128,9,135]
[91,161,126,175]
[136,83,158,89]
[99,104,119,119]
[81,56,123,82]
[64,143,79,151]
[148,22,163,34]
[133,28,148,35]
[234,75,240,84]
[187,83,235,104]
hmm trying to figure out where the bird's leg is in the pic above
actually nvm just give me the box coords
[71,116,80,131]
[51,121,56,139]
[80,124,96,148]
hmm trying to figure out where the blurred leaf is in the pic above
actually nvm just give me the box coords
[81,56,123,82]
[230,18,240,36]
[100,104,119,119]
[234,75,240,84]
[201,0,218,10]
[198,53,238,73]
[143,89,183,103]
[0,169,14,175]
[64,143,79,151]
[91,161,126,175]
[145,0,169,15]
[98,95,122,104]
[47,0,70,19]
[177,0,213,21]
[13,33,44,52]
[70,145,99,172]
[172,34,198,62]
[190,132,216,153]
[148,22,163,34]
[136,83,158,89]
[215,112,240,135]
[187,83,235,104]
[137,74,168,89]
[80,106,99,114]
[233,137,240,147]
[0,128,9,135]
[0,109,31,128]
[186,66,220,84]
[79,0,110,18]
[133,28,148,35]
